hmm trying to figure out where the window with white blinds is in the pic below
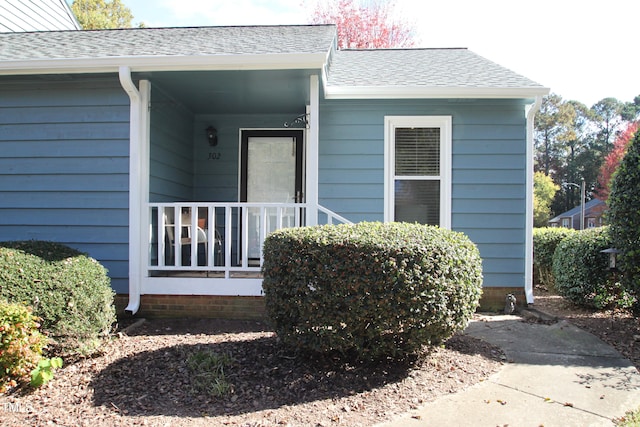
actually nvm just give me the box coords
[385,116,451,228]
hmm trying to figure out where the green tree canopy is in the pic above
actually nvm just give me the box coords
[71,0,134,29]
[534,171,559,227]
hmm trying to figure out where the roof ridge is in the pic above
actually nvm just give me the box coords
[340,47,468,52]
[7,23,337,35]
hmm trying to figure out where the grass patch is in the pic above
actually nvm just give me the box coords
[186,349,234,397]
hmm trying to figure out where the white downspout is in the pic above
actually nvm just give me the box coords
[306,74,320,226]
[119,66,150,315]
[525,96,542,305]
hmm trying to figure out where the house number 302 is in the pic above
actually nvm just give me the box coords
[208,152,221,160]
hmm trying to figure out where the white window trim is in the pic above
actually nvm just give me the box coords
[384,116,452,228]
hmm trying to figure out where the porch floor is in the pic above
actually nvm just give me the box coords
[149,271,263,279]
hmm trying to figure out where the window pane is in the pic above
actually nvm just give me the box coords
[395,127,440,176]
[394,180,440,225]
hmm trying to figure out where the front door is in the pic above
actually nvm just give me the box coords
[240,129,304,259]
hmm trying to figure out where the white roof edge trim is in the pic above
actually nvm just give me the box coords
[324,85,550,99]
[0,53,329,76]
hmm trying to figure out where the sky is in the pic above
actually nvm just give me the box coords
[120,0,640,107]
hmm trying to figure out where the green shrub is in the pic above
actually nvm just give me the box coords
[533,227,577,289]
[552,227,627,309]
[262,222,483,361]
[0,241,116,357]
[0,300,48,392]
[608,129,640,315]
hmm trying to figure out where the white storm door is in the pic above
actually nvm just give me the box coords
[240,130,304,259]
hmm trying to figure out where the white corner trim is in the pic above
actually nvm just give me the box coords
[306,75,320,226]
[384,115,452,229]
[525,96,543,305]
[325,85,550,100]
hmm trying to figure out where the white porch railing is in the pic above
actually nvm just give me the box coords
[148,202,351,276]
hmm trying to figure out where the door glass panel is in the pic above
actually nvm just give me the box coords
[246,136,297,259]
[247,137,297,203]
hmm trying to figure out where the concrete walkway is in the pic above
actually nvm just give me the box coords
[380,315,640,427]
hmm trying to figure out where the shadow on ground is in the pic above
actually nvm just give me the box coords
[92,321,497,420]
[91,334,416,418]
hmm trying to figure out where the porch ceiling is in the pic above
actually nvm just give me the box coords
[140,69,318,115]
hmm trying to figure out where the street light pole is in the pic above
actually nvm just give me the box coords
[580,179,585,230]
[563,180,586,230]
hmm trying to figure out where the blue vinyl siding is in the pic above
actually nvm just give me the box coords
[318,98,530,289]
[0,77,130,293]
[149,85,194,202]
[192,113,296,202]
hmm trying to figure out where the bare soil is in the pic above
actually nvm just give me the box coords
[1,317,503,427]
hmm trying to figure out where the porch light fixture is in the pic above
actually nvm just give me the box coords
[284,113,309,128]
[206,126,218,146]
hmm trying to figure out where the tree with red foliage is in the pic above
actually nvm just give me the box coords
[308,0,416,49]
[595,121,639,201]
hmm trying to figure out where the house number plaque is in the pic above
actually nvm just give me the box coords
[208,152,221,160]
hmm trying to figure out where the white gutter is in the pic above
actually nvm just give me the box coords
[118,66,150,315]
[324,85,550,100]
[525,96,544,305]
[0,53,328,76]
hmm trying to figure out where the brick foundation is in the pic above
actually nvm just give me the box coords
[115,294,266,320]
[479,287,527,312]
[115,286,527,320]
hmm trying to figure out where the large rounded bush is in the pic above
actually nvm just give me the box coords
[552,227,625,309]
[608,129,640,315]
[533,227,576,289]
[262,222,483,361]
[0,241,116,357]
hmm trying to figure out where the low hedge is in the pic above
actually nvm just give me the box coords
[262,222,483,361]
[0,241,116,357]
[533,227,576,289]
[552,227,627,309]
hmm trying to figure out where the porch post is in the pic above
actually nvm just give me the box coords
[306,74,319,226]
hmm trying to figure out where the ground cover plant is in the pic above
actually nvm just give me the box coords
[0,300,47,392]
[262,221,483,361]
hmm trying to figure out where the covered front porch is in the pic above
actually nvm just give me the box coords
[121,66,347,313]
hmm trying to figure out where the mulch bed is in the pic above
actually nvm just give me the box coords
[1,317,504,426]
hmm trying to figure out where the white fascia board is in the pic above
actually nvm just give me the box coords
[324,85,550,99]
[0,52,328,75]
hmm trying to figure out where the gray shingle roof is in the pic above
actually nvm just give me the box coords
[0,25,336,60]
[327,48,544,89]
[549,198,606,222]
[0,25,548,96]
